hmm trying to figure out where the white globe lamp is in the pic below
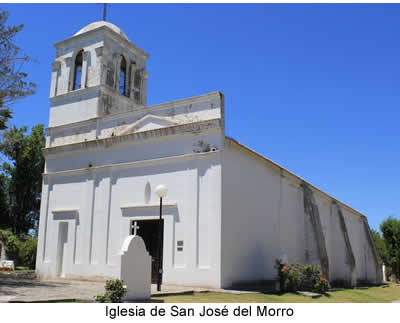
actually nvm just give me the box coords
[155,184,168,198]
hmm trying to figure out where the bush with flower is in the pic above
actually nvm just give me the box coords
[275,259,330,293]
[314,277,330,293]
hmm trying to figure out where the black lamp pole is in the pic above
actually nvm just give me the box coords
[157,197,163,292]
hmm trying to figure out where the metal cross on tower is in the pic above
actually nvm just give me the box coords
[103,3,108,21]
[97,3,109,21]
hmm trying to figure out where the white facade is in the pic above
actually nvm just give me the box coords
[36,21,381,288]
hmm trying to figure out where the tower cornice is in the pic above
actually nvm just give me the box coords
[54,25,150,59]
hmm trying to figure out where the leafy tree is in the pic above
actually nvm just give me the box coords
[0,228,37,268]
[18,233,37,268]
[380,216,400,279]
[0,228,19,261]
[1,124,45,234]
[0,172,10,228]
[371,229,388,265]
[0,9,36,130]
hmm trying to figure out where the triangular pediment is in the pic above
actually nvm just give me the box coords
[118,114,179,136]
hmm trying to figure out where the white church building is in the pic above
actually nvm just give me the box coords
[36,21,382,288]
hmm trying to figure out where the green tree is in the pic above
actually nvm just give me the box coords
[0,228,38,268]
[380,216,400,279]
[1,124,45,234]
[0,171,10,228]
[371,229,388,265]
[0,9,36,130]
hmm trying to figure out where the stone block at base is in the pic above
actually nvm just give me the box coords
[0,260,15,271]
[296,291,322,298]
[120,235,151,301]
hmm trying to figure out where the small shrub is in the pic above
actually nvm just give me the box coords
[0,229,19,260]
[18,237,37,269]
[0,229,37,268]
[314,277,330,293]
[299,264,322,291]
[275,259,330,294]
[283,263,301,292]
[96,279,127,303]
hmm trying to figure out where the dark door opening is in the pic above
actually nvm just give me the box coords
[131,219,164,283]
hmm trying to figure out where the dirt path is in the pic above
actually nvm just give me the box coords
[0,271,208,302]
[0,271,104,302]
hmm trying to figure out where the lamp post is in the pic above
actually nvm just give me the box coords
[155,184,168,292]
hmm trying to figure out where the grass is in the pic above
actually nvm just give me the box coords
[15,266,33,271]
[0,268,35,276]
[153,283,400,303]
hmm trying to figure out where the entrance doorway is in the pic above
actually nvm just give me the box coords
[131,219,164,283]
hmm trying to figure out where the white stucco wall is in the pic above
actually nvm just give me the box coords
[220,138,380,288]
[37,132,223,287]
[326,203,352,284]
[221,139,281,287]
[345,209,378,283]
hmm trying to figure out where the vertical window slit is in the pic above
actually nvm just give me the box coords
[119,56,127,96]
[73,50,83,90]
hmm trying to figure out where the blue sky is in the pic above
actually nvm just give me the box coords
[1,3,399,231]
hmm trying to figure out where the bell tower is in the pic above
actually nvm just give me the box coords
[48,21,149,128]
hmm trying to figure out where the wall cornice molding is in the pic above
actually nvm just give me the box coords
[52,208,79,216]
[54,26,149,59]
[47,91,222,132]
[50,85,101,105]
[43,150,220,178]
[120,203,177,211]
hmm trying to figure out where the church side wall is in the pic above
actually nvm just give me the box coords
[325,201,352,285]
[278,178,308,265]
[221,140,311,288]
[221,140,281,288]
[220,138,380,288]
[313,195,353,285]
[314,195,380,285]
[344,209,379,284]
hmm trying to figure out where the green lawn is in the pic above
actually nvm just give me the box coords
[153,284,400,303]
[15,267,33,271]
